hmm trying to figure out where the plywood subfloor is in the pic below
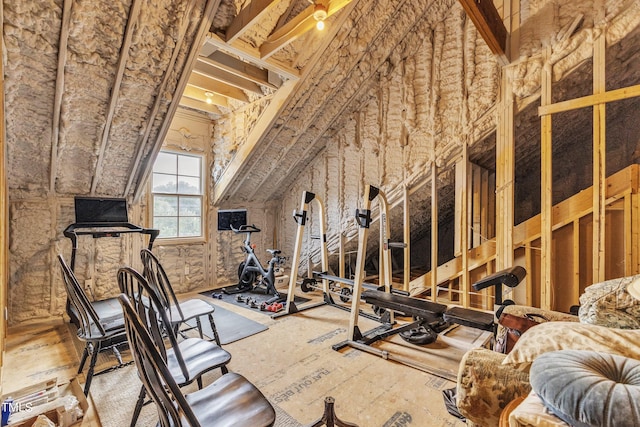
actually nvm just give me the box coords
[2,291,475,426]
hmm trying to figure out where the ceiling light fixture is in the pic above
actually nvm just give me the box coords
[313,3,328,31]
[204,91,214,105]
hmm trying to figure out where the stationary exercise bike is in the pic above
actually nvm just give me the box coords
[222,224,286,304]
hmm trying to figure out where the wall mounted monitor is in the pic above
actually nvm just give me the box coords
[217,209,247,231]
[74,197,129,224]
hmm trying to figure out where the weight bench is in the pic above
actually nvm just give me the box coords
[358,266,526,337]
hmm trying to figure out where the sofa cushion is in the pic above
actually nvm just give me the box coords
[502,321,640,370]
[530,350,640,427]
[579,274,640,328]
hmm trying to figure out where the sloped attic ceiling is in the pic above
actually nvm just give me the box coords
[3,0,363,201]
[4,0,218,198]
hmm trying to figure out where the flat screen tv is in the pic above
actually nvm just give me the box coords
[217,209,247,231]
[74,197,129,224]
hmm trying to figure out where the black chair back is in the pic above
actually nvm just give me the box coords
[140,248,184,319]
[118,294,200,427]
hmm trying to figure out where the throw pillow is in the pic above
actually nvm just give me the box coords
[502,321,640,370]
[579,274,640,328]
[530,350,640,427]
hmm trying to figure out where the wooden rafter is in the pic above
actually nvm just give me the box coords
[260,0,353,60]
[49,0,73,193]
[226,0,279,43]
[193,60,263,95]
[188,72,250,102]
[457,0,508,65]
[179,96,222,115]
[205,33,300,81]
[133,0,221,201]
[183,85,228,107]
[125,0,198,196]
[91,0,143,195]
[200,51,279,89]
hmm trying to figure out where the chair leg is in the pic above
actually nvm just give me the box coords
[207,314,223,347]
[78,343,90,373]
[305,397,359,427]
[130,385,147,427]
[83,342,101,396]
[196,317,204,339]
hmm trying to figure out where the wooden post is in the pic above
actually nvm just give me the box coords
[593,34,606,283]
[496,67,515,272]
[403,185,410,291]
[431,162,439,301]
[540,48,553,310]
[460,144,470,308]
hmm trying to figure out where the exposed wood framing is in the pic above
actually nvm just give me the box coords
[457,0,508,65]
[495,67,514,270]
[200,51,278,89]
[430,162,438,301]
[460,144,470,307]
[538,84,640,116]
[403,185,410,291]
[182,85,228,107]
[90,0,143,195]
[49,0,72,193]
[212,78,298,203]
[214,0,358,204]
[593,34,606,282]
[126,0,199,196]
[260,0,353,59]
[178,96,222,115]
[132,0,221,201]
[188,72,250,102]
[540,48,553,310]
[193,60,264,95]
[226,0,279,43]
[205,33,300,81]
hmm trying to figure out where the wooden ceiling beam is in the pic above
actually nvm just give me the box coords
[188,72,250,102]
[126,0,199,196]
[200,51,278,89]
[49,0,72,194]
[458,0,508,65]
[205,32,300,81]
[260,0,353,60]
[193,60,264,95]
[226,0,280,43]
[179,96,223,115]
[183,85,228,107]
[91,0,143,195]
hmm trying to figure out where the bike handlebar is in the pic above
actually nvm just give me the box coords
[230,224,261,233]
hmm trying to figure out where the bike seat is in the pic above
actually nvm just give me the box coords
[266,249,281,255]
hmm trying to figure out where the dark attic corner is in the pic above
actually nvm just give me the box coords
[2,1,640,426]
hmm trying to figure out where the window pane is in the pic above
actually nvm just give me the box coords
[178,176,201,194]
[179,217,201,237]
[154,217,178,238]
[178,155,201,177]
[153,173,177,193]
[179,196,201,216]
[153,152,176,174]
[154,196,178,216]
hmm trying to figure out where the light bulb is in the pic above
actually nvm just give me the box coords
[316,20,325,31]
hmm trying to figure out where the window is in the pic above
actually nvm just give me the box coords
[152,151,203,239]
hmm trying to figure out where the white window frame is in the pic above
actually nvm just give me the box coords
[150,150,206,243]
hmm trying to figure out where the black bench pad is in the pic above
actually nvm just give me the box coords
[444,307,494,331]
[361,290,447,318]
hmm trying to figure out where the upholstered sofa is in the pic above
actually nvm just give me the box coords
[455,274,640,427]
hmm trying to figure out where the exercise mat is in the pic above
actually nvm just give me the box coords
[185,300,268,344]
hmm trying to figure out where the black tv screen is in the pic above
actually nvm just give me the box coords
[217,209,247,231]
[74,197,129,223]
